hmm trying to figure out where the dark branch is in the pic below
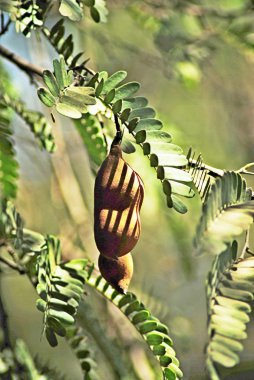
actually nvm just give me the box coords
[0,14,11,36]
[0,44,43,78]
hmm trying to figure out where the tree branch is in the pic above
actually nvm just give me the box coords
[0,44,43,78]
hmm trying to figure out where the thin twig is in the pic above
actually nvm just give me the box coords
[240,229,250,259]
[188,158,224,178]
[0,44,43,78]
[0,269,11,349]
[0,15,11,36]
[237,162,254,176]
[0,256,25,274]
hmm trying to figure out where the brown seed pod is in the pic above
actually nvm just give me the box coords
[94,143,144,259]
[98,253,133,294]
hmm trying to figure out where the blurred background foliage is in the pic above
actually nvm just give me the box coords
[1,0,254,379]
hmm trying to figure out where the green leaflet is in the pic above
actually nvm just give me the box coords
[194,171,254,255]
[90,6,100,22]
[37,88,55,107]
[122,96,148,110]
[121,137,136,154]
[104,88,116,104]
[170,195,188,214]
[101,71,127,94]
[92,0,108,23]
[114,82,140,102]
[130,118,163,133]
[59,0,84,21]
[55,103,81,118]
[86,271,183,379]
[143,142,182,155]
[95,78,104,96]
[150,153,188,167]
[128,107,156,121]
[163,180,195,198]
[43,70,60,97]
[157,167,192,182]
[120,107,131,123]
[53,57,67,90]
[135,130,172,144]
[112,99,122,114]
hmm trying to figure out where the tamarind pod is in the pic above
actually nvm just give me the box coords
[94,144,144,258]
[98,252,133,294]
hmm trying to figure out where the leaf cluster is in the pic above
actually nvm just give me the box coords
[36,236,88,347]
[1,94,55,153]
[0,104,18,199]
[90,274,183,380]
[206,242,254,379]
[38,56,96,118]
[194,171,254,255]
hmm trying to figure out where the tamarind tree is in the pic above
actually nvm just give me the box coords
[0,1,254,379]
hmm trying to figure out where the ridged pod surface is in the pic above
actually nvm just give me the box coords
[94,142,144,292]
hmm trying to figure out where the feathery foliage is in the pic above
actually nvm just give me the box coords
[66,325,99,380]
[36,235,88,347]
[42,20,87,68]
[206,241,254,379]
[58,0,108,23]
[0,330,67,379]
[0,336,51,379]
[74,114,107,166]
[2,2,254,380]
[87,271,183,380]
[85,69,195,213]
[0,200,45,274]
[0,104,18,199]
[37,53,195,211]
[186,148,213,201]
[1,0,51,37]
[37,56,96,119]
[0,94,55,152]
[194,171,254,255]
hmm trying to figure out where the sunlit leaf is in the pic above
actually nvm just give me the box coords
[59,0,83,21]
[56,103,82,118]
[37,88,55,107]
